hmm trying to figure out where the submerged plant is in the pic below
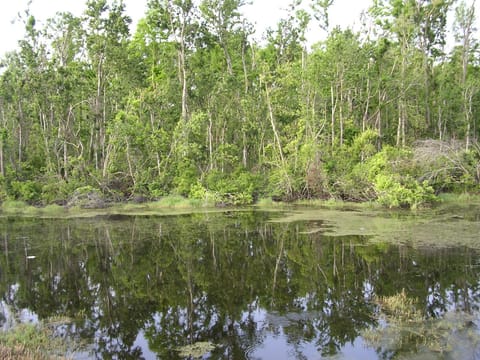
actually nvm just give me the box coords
[363,290,480,358]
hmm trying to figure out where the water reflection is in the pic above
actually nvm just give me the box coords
[0,211,479,359]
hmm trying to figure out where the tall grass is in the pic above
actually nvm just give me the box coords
[0,201,66,217]
[0,323,71,359]
[437,192,480,204]
[152,195,215,209]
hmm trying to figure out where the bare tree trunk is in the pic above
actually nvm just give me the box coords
[0,141,3,177]
[149,112,162,177]
[241,38,249,167]
[363,76,371,133]
[126,139,135,188]
[339,81,344,146]
[17,102,24,164]
[264,81,292,194]
[179,23,189,122]
[220,34,233,76]
[330,84,337,148]
[265,83,285,166]
[0,103,6,177]
[208,112,214,170]
[397,100,406,148]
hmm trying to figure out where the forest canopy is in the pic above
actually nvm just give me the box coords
[0,0,479,209]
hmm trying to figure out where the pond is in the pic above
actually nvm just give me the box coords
[1,206,480,359]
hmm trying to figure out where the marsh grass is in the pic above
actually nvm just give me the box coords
[255,198,287,207]
[0,196,218,218]
[0,323,72,359]
[153,195,209,208]
[363,290,480,357]
[375,289,422,322]
[438,192,480,204]
[1,200,29,213]
[0,201,67,218]
[40,204,65,215]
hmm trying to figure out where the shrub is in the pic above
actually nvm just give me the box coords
[9,180,41,202]
[375,174,436,209]
[345,145,437,208]
[189,181,218,204]
[173,161,199,197]
[205,168,260,205]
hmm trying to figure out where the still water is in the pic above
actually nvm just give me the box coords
[1,208,480,359]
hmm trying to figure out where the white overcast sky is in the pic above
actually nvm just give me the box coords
[1,0,477,58]
[0,0,373,58]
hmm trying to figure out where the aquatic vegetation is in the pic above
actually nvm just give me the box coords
[0,323,71,360]
[363,291,480,358]
[177,341,216,358]
[375,289,422,322]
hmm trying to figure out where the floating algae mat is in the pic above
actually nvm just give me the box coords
[270,205,480,248]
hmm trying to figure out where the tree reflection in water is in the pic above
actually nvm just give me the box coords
[0,211,479,359]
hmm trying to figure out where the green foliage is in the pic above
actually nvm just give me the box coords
[188,181,219,205]
[1,200,29,213]
[375,174,436,209]
[345,145,438,208]
[0,176,7,202]
[322,131,381,201]
[39,175,90,205]
[173,160,199,197]
[205,168,260,205]
[0,0,478,208]
[349,129,379,161]
[9,180,41,202]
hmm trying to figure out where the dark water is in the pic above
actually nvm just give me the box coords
[0,210,480,359]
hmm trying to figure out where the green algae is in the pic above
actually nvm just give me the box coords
[270,201,480,248]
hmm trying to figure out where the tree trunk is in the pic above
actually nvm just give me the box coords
[179,23,189,122]
[330,84,337,148]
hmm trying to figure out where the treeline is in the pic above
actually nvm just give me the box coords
[0,0,479,208]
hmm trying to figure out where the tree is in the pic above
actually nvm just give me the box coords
[84,0,132,176]
[453,0,478,150]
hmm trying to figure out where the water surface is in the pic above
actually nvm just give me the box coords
[0,208,479,359]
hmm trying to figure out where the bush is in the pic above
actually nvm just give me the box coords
[375,174,436,209]
[40,178,78,204]
[343,145,438,208]
[189,181,218,204]
[9,180,41,202]
[67,186,105,209]
[173,161,199,197]
[205,168,260,205]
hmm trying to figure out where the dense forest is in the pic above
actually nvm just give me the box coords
[0,0,479,208]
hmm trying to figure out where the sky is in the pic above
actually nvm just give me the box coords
[0,0,373,58]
